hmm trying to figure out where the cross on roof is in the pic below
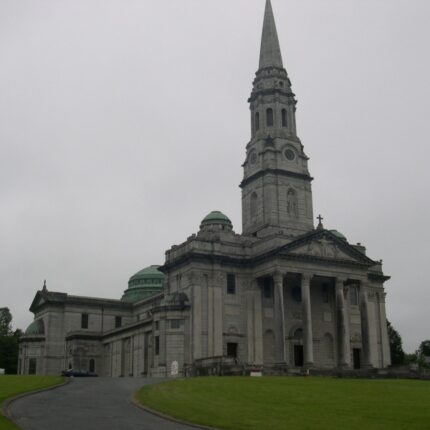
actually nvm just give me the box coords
[317,214,324,224]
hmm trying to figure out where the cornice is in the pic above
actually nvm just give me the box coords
[248,87,295,103]
[66,332,102,341]
[240,168,313,188]
[161,229,382,277]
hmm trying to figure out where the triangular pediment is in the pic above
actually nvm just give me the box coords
[278,230,375,266]
[36,297,45,306]
[29,291,44,313]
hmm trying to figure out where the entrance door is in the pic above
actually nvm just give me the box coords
[353,348,361,369]
[294,345,304,367]
[28,358,37,375]
[227,342,238,359]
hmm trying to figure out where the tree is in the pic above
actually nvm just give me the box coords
[0,308,21,374]
[418,340,430,357]
[0,308,12,336]
[387,320,405,365]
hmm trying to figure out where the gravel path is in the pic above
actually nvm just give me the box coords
[9,377,198,430]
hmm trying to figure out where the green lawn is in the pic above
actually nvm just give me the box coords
[0,375,64,430]
[137,376,430,430]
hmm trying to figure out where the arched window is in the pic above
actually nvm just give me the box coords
[349,286,359,306]
[293,328,303,340]
[255,112,260,131]
[250,192,258,220]
[287,189,299,218]
[266,108,274,127]
[281,109,288,127]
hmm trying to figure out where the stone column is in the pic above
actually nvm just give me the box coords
[360,283,373,368]
[246,279,263,365]
[377,291,391,368]
[336,278,351,368]
[273,271,286,363]
[254,281,264,365]
[301,274,314,368]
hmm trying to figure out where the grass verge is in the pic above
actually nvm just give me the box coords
[0,375,64,429]
[137,376,430,430]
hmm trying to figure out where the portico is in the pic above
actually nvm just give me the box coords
[251,260,381,371]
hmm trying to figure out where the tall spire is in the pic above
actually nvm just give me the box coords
[242,0,314,238]
[259,0,283,69]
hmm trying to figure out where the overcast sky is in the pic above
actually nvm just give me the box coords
[1,0,429,353]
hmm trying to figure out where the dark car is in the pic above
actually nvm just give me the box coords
[61,369,98,377]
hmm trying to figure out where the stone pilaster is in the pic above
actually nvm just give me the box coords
[336,278,351,368]
[213,285,223,357]
[301,273,314,367]
[192,284,202,360]
[247,288,255,363]
[273,271,286,363]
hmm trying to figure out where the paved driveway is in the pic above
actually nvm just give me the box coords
[9,377,198,430]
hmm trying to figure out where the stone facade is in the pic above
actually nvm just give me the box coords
[18,0,391,377]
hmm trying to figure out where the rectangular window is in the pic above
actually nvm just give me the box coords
[155,321,159,331]
[115,316,122,328]
[227,274,236,295]
[81,313,89,329]
[155,336,160,356]
[263,278,272,298]
[349,286,359,306]
[322,284,329,303]
[292,286,302,303]
[170,319,182,329]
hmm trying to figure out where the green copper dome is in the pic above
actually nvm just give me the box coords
[330,230,347,241]
[200,211,233,228]
[25,319,45,336]
[121,265,164,303]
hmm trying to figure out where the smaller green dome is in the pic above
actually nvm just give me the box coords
[129,265,164,283]
[200,211,232,228]
[25,319,45,336]
[122,265,164,303]
[330,230,347,241]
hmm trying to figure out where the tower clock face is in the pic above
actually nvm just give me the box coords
[284,148,296,161]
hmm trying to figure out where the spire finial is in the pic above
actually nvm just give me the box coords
[259,0,283,69]
[317,215,324,230]
[42,280,47,291]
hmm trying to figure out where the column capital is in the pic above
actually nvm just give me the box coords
[272,270,284,284]
[301,273,313,284]
[360,285,370,299]
[335,277,347,289]
[359,279,370,289]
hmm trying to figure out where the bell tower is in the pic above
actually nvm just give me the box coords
[241,0,314,237]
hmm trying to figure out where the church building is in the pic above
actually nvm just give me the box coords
[18,0,391,377]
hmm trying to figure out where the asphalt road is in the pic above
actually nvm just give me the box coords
[9,377,199,430]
